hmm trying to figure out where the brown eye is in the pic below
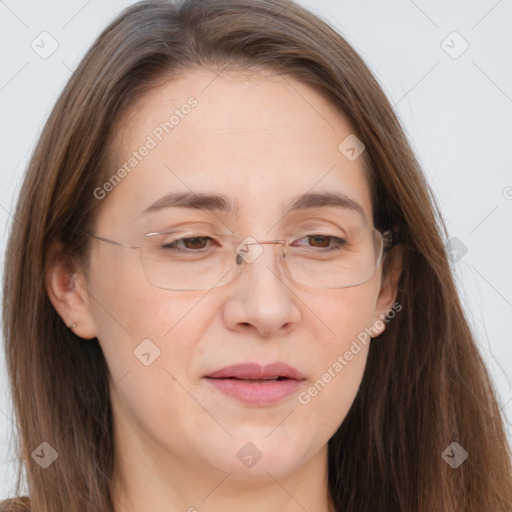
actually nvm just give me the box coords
[163,237,213,251]
[307,235,330,248]
[292,235,346,252]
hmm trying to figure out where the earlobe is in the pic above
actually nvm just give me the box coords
[45,242,97,340]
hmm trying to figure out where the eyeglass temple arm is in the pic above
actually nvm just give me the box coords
[80,230,138,249]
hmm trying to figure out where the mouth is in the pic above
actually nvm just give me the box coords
[207,376,292,384]
[204,362,305,381]
[203,362,305,406]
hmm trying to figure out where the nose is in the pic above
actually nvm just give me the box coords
[222,240,301,337]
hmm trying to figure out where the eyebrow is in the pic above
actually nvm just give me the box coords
[140,191,367,220]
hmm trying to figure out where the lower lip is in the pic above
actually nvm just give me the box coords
[204,377,303,405]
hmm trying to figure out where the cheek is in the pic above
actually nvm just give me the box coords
[92,288,207,384]
[295,325,370,450]
[89,242,205,337]
[294,284,377,423]
[299,279,380,343]
[87,247,210,397]
[93,283,211,459]
[300,341,370,416]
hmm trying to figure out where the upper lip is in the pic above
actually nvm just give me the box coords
[204,362,305,380]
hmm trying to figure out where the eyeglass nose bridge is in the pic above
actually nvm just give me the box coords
[235,238,287,266]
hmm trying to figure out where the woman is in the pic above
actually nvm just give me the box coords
[2,0,511,510]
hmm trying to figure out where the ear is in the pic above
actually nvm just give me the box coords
[370,244,404,338]
[45,240,97,340]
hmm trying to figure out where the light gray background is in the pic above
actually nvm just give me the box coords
[1,0,511,498]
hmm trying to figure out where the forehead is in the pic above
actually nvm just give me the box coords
[98,68,373,232]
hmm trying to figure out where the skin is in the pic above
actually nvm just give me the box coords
[47,67,403,512]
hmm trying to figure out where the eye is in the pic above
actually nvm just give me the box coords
[162,236,216,251]
[292,234,346,252]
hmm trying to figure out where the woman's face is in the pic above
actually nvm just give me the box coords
[54,68,400,486]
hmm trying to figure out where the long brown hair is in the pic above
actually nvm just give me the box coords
[2,0,511,510]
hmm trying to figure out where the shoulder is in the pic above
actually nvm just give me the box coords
[0,497,30,512]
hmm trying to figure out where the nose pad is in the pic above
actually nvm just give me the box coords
[235,237,265,266]
[235,236,294,298]
[233,238,294,290]
[234,237,285,267]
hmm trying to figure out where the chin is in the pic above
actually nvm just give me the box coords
[201,434,313,480]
